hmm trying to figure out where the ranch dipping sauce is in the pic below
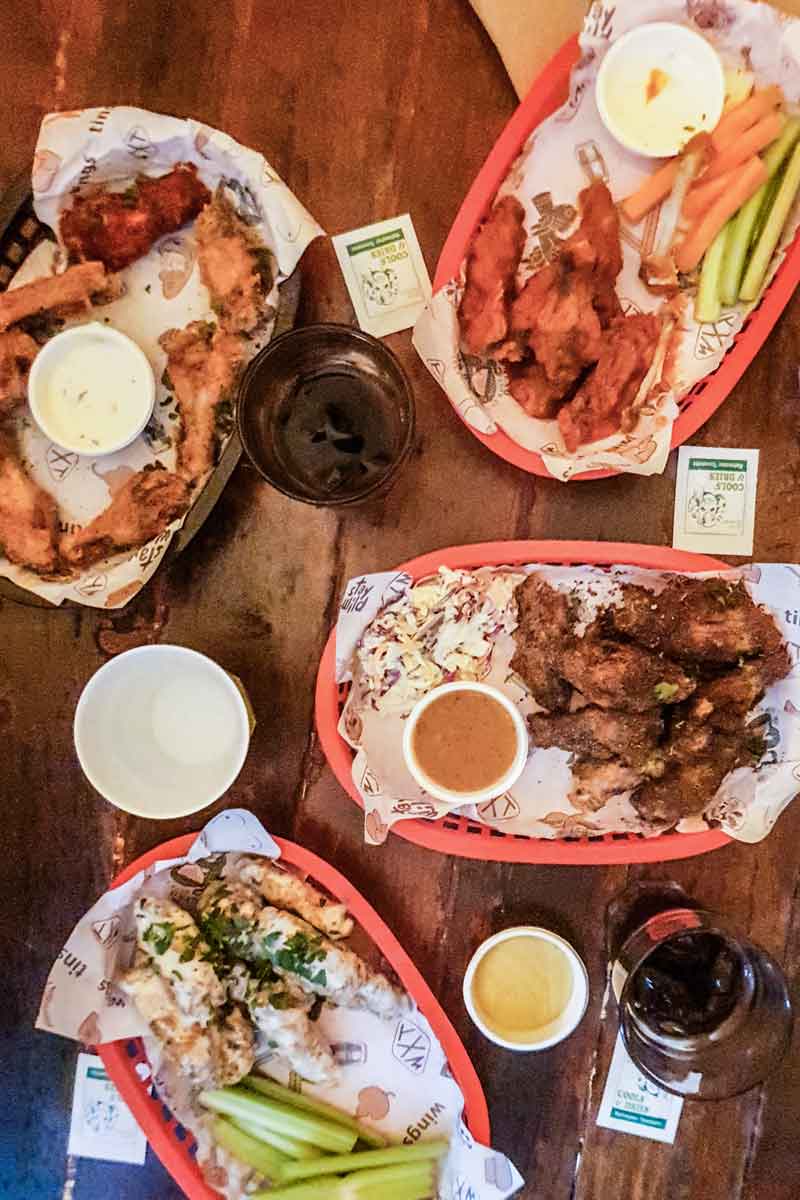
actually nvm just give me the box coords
[28,322,155,455]
[403,681,528,804]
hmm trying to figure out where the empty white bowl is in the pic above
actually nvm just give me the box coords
[402,681,529,807]
[74,645,251,818]
[28,321,155,455]
[596,22,725,158]
[463,926,589,1052]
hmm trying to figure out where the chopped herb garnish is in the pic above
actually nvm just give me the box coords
[143,921,175,956]
[654,681,680,703]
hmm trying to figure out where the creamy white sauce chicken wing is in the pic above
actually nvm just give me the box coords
[199,881,408,1020]
[235,856,354,940]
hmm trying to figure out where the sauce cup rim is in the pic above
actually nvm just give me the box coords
[401,680,529,807]
[27,320,156,457]
[462,926,590,1052]
[595,21,725,159]
[73,643,251,819]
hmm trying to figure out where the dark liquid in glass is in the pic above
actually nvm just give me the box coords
[630,931,744,1037]
[274,371,395,498]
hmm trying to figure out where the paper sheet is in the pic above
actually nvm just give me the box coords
[36,809,523,1200]
[413,0,800,480]
[2,106,323,608]
[335,562,800,845]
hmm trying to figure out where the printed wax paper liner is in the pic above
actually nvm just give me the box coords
[36,808,523,1200]
[1,106,323,609]
[412,0,800,481]
[335,564,800,845]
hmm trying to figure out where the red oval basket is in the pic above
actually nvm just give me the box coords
[97,834,490,1199]
[434,35,800,481]
[315,540,734,865]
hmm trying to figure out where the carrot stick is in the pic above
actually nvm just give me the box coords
[703,111,785,183]
[683,168,742,220]
[675,156,769,274]
[621,160,680,224]
[711,85,784,152]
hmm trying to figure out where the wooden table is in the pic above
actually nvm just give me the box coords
[3,3,799,1198]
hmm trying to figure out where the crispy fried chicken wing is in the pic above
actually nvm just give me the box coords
[0,427,59,572]
[195,191,272,333]
[0,331,38,415]
[511,261,603,391]
[511,576,574,711]
[609,579,785,664]
[59,466,190,568]
[509,182,623,390]
[61,163,210,271]
[458,196,526,356]
[530,706,662,766]
[0,261,117,332]
[159,320,245,483]
[557,312,661,453]
[631,724,748,825]
[561,638,696,712]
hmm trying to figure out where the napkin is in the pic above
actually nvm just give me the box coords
[469,0,800,99]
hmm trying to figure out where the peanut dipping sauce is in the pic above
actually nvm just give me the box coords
[410,689,518,793]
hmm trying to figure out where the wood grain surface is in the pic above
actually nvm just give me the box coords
[1,3,799,1199]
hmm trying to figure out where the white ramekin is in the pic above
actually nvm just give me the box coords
[463,926,590,1052]
[402,681,529,807]
[596,22,725,158]
[28,321,155,455]
[74,644,251,818]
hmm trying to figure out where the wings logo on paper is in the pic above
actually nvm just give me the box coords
[525,193,578,272]
[391,800,439,820]
[380,572,412,607]
[360,766,382,798]
[124,125,155,160]
[585,2,616,41]
[556,53,597,123]
[695,314,738,359]
[392,1018,431,1075]
[75,573,107,598]
[476,793,520,822]
[46,444,79,482]
[453,1176,478,1200]
[91,916,120,947]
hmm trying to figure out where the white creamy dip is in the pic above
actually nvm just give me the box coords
[28,322,155,455]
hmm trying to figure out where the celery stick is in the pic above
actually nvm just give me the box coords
[278,1139,448,1185]
[231,1116,322,1160]
[695,222,730,323]
[199,1087,357,1154]
[212,1117,288,1179]
[740,141,800,301]
[720,119,800,304]
[244,1076,386,1149]
[251,1161,437,1200]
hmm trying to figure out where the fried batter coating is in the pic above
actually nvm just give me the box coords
[59,466,190,568]
[195,190,272,334]
[0,262,117,332]
[530,706,662,766]
[0,427,59,572]
[510,575,574,711]
[159,320,245,484]
[560,638,696,713]
[609,579,785,663]
[0,331,38,415]
[458,195,526,356]
[61,163,210,271]
[558,313,661,453]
